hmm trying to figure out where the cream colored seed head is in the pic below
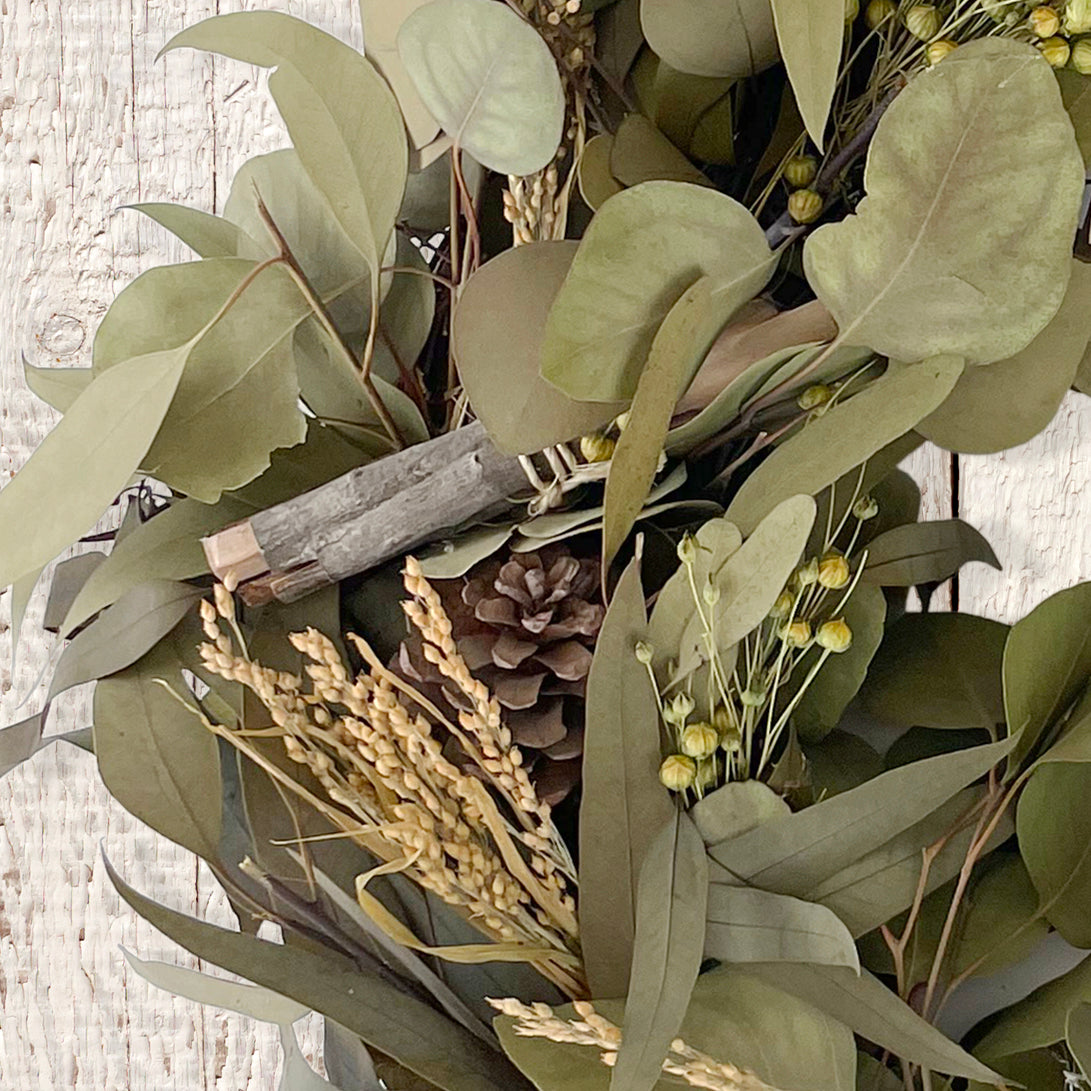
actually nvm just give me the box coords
[213,582,235,622]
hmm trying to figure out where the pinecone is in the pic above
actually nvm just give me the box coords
[397,544,604,805]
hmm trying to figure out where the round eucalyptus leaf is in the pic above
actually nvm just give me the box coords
[804,39,1084,366]
[577,133,625,212]
[397,0,565,176]
[641,0,779,78]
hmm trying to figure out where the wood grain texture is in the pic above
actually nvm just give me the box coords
[0,1,1086,1087]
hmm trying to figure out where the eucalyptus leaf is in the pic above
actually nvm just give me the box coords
[1004,580,1091,770]
[122,947,309,1025]
[1033,684,1091,766]
[640,0,779,78]
[707,736,1016,896]
[859,612,1008,729]
[1068,1003,1091,1080]
[690,779,790,845]
[974,951,1091,1061]
[126,202,244,258]
[725,356,963,536]
[1017,761,1091,947]
[280,1025,351,1091]
[541,181,774,403]
[636,56,733,152]
[416,525,516,580]
[1060,67,1091,166]
[804,731,884,796]
[163,11,408,278]
[580,557,675,998]
[22,361,93,412]
[770,0,842,149]
[792,584,886,742]
[918,259,1091,453]
[612,809,708,1091]
[704,885,860,970]
[324,1019,383,1091]
[42,553,105,633]
[675,494,816,679]
[452,241,622,455]
[0,346,187,590]
[397,0,565,175]
[688,92,735,165]
[48,579,204,702]
[609,113,710,187]
[804,39,1084,365]
[9,565,43,673]
[105,857,525,1091]
[604,278,716,572]
[861,519,1000,587]
[746,963,1004,1083]
[93,259,311,501]
[578,134,625,212]
[0,715,45,779]
[94,643,222,860]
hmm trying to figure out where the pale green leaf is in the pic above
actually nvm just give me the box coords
[0,347,188,589]
[792,583,886,741]
[9,565,43,674]
[919,258,1091,452]
[323,1019,382,1091]
[1033,684,1091,766]
[94,643,222,859]
[676,494,816,679]
[122,947,309,1025]
[106,858,517,1091]
[452,241,622,455]
[397,0,564,175]
[747,963,1003,1083]
[975,953,1091,1061]
[861,519,1000,587]
[280,1026,351,1091]
[580,557,675,998]
[635,55,733,152]
[770,0,842,149]
[93,258,312,501]
[804,39,1083,364]
[163,11,407,274]
[609,113,710,187]
[22,360,92,412]
[126,202,243,258]
[704,885,859,970]
[578,133,625,212]
[688,92,735,165]
[359,0,441,150]
[612,810,708,1091]
[0,715,45,779]
[640,0,778,78]
[1069,1002,1091,1080]
[42,553,106,632]
[1017,762,1091,946]
[603,278,716,571]
[49,580,204,701]
[690,780,790,846]
[726,356,963,536]
[1005,580,1091,769]
[859,612,1008,729]
[541,181,774,403]
[416,525,515,580]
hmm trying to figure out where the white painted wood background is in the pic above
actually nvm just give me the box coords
[0,1,1088,1087]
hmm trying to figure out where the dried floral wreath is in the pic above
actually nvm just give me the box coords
[5,0,1091,1088]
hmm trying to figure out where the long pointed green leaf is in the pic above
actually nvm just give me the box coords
[770,0,842,149]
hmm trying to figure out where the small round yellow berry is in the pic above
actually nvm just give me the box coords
[793,557,820,589]
[905,4,941,40]
[1038,35,1071,67]
[816,617,854,653]
[681,722,720,760]
[720,724,743,753]
[1028,5,1061,37]
[926,39,958,64]
[818,551,851,590]
[712,705,734,733]
[781,619,813,648]
[865,0,896,29]
[660,753,697,791]
[1072,37,1091,73]
[784,154,818,188]
[797,383,834,410]
[579,434,616,463]
[788,188,823,224]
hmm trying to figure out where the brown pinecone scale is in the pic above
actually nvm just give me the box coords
[398,544,604,805]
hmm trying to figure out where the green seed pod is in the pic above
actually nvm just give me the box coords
[681,722,720,759]
[816,617,854,652]
[1038,35,1071,67]
[1028,5,1061,37]
[905,4,941,39]
[865,0,896,28]
[844,0,860,22]
[797,383,833,410]
[788,188,823,224]
[818,550,851,590]
[634,640,654,665]
[926,39,958,64]
[579,434,615,463]
[852,495,879,520]
[720,724,743,753]
[780,619,813,648]
[660,753,697,791]
[702,577,721,607]
[712,705,734,734]
[793,557,820,588]
[784,154,817,188]
[740,686,767,708]
[769,589,795,619]
[663,693,695,726]
[677,532,698,567]
[1072,37,1091,73]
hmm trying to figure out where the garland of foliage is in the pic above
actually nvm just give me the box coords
[5,0,1091,1088]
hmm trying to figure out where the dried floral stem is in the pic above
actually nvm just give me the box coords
[489,998,787,1091]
